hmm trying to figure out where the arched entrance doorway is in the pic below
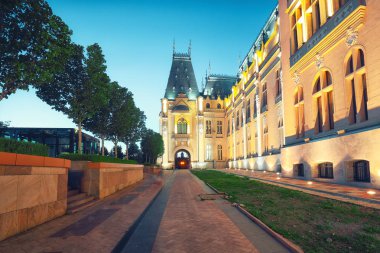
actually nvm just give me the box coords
[175,149,191,169]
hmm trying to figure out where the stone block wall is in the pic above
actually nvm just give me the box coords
[0,152,69,241]
[72,162,143,199]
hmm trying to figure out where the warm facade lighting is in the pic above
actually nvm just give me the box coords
[307,181,313,185]
[367,191,376,195]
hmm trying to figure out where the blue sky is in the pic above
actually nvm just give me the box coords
[0,0,277,151]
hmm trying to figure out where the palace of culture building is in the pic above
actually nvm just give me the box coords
[159,0,380,189]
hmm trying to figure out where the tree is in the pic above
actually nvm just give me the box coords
[110,145,124,159]
[128,142,141,161]
[141,129,164,164]
[0,0,72,100]
[82,44,111,155]
[36,44,107,154]
[122,108,146,160]
[106,82,135,158]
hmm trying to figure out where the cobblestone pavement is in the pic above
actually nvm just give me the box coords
[219,169,380,209]
[150,170,276,253]
[0,174,163,253]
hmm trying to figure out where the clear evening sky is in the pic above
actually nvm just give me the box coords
[0,0,277,151]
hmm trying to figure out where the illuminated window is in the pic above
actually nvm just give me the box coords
[217,145,222,160]
[294,86,305,138]
[217,121,223,135]
[318,162,334,179]
[206,120,212,135]
[313,70,334,134]
[177,118,187,134]
[206,144,212,161]
[345,48,368,124]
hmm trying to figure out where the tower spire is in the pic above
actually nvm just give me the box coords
[208,61,211,76]
[173,39,176,55]
[188,40,192,56]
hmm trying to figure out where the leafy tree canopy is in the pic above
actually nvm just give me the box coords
[0,0,72,100]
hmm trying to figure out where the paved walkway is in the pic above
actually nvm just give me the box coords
[219,169,380,209]
[0,174,163,253]
[121,170,291,253]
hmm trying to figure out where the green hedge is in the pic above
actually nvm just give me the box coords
[59,153,137,164]
[0,138,49,156]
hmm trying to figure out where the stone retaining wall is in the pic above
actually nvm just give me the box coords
[0,152,70,241]
[72,162,144,199]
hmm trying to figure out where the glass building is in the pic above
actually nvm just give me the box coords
[0,127,99,157]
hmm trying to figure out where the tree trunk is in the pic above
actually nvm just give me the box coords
[125,142,129,160]
[78,122,82,154]
[114,141,118,158]
[101,135,105,156]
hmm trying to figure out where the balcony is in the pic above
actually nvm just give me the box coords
[173,133,190,139]
[290,0,366,67]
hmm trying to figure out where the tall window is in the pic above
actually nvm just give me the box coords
[253,95,257,118]
[217,145,222,160]
[294,163,304,177]
[206,103,211,109]
[246,100,251,122]
[217,121,222,134]
[278,118,284,148]
[263,122,269,153]
[294,86,305,138]
[227,119,230,135]
[206,120,212,135]
[276,70,281,97]
[318,162,334,178]
[236,111,240,130]
[290,6,303,54]
[346,48,368,124]
[206,144,212,161]
[177,118,187,134]
[217,103,222,109]
[313,70,334,134]
[262,83,268,110]
[353,160,370,182]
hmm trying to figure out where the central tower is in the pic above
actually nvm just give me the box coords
[159,45,235,169]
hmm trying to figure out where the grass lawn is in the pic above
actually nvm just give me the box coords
[192,170,380,253]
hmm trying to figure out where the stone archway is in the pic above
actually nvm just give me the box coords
[175,149,191,169]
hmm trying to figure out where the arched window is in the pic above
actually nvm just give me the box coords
[313,70,334,134]
[217,103,221,109]
[206,103,211,109]
[294,86,305,138]
[177,118,187,134]
[217,145,223,160]
[345,48,368,124]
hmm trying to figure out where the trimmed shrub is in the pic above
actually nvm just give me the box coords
[0,138,49,156]
[59,153,137,164]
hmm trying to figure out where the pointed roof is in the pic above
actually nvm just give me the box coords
[164,52,199,100]
[203,74,236,99]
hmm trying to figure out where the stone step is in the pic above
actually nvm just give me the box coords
[67,195,96,210]
[67,189,80,197]
[67,193,87,204]
[66,199,98,214]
